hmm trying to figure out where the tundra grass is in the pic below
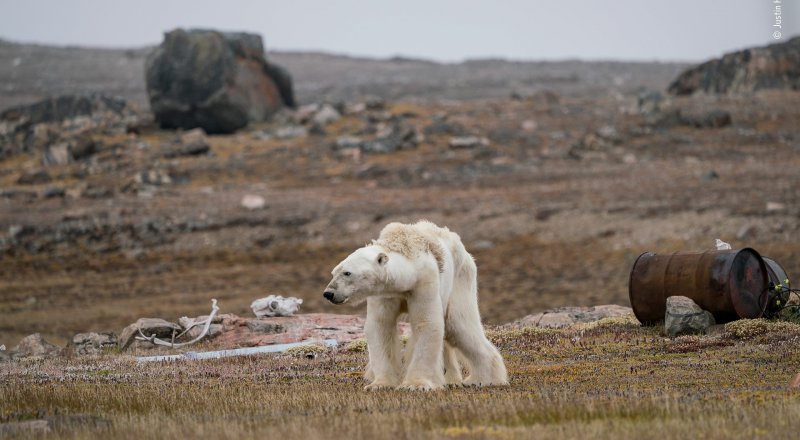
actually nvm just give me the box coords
[2,318,800,439]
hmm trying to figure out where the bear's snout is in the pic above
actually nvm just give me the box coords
[323,291,335,302]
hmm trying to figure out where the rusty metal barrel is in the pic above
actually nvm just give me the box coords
[629,248,769,324]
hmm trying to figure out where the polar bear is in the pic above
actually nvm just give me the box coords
[323,220,508,390]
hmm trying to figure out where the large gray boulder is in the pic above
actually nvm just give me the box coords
[665,296,715,337]
[669,36,800,95]
[145,29,295,134]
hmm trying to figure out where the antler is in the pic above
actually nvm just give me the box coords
[136,299,220,348]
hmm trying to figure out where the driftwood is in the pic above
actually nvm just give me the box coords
[135,299,220,348]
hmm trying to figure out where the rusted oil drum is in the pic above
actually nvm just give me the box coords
[629,248,769,324]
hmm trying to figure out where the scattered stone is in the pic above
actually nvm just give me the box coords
[12,333,61,358]
[521,120,538,131]
[312,104,341,125]
[251,295,303,317]
[241,194,266,210]
[41,187,66,198]
[680,109,732,128]
[43,142,72,165]
[0,93,128,125]
[246,320,286,334]
[16,169,51,185]
[622,153,637,164]
[119,318,182,350]
[71,332,118,355]
[334,136,363,150]
[449,136,490,149]
[164,128,210,157]
[664,296,715,337]
[637,90,663,115]
[423,118,468,136]
[274,125,308,139]
[505,305,634,329]
[702,170,720,181]
[766,201,786,213]
[145,29,293,133]
[669,36,800,95]
[134,169,172,186]
[789,372,800,389]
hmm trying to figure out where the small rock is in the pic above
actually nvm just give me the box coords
[333,136,363,150]
[680,109,732,128]
[241,194,266,210]
[622,153,637,164]
[449,136,490,149]
[12,333,61,358]
[424,119,467,136]
[165,128,210,157]
[664,296,715,337]
[134,169,172,186]
[274,125,308,139]
[246,320,286,333]
[16,169,52,185]
[251,295,303,317]
[702,170,719,181]
[766,202,786,213]
[637,90,663,115]
[43,142,72,166]
[119,318,182,350]
[521,120,538,131]
[789,372,800,389]
[312,104,341,125]
[71,332,118,355]
[41,187,66,198]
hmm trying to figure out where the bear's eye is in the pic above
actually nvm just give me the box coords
[343,271,352,277]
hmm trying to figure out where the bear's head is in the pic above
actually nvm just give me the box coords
[323,245,389,305]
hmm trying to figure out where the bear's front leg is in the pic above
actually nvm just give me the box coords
[400,279,445,391]
[364,297,404,390]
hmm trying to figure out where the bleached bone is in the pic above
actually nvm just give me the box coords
[251,295,303,317]
[136,299,220,348]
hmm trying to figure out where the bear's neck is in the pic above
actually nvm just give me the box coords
[384,251,418,293]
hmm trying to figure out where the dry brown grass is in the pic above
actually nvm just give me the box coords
[3,322,800,439]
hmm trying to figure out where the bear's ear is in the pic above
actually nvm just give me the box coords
[377,252,389,266]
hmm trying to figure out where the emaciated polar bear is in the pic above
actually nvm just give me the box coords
[323,220,508,390]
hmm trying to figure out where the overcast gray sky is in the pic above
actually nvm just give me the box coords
[0,0,796,62]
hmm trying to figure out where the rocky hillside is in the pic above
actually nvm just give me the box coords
[0,38,689,110]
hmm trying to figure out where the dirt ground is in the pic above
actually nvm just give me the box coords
[1,84,798,348]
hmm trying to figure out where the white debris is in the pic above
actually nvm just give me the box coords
[251,295,303,318]
[241,194,266,210]
[715,239,732,250]
[136,339,338,363]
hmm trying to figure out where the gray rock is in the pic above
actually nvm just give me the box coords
[163,128,210,157]
[665,296,715,337]
[0,94,128,125]
[16,169,51,185]
[145,29,293,134]
[0,420,51,435]
[119,318,182,350]
[637,90,663,115]
[449,136,489,149]
[12,333,61,358]
[246,320,286,334]
[679,109,732,128]
[71,332,118,355]
[669,36,800,95]
[274,125,308,139]
[312,104,341,125]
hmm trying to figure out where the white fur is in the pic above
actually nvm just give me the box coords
[324,220,508,390]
